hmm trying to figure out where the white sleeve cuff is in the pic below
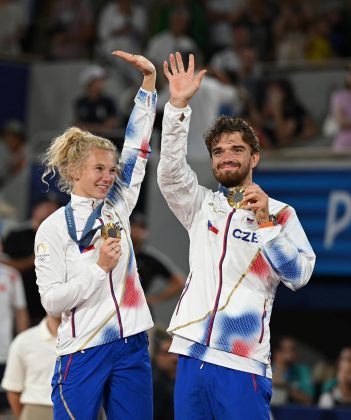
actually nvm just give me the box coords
[91,264,109,281]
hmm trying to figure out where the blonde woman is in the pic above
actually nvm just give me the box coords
[34,51,157,420]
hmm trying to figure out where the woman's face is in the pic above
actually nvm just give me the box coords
[72,148,117,199]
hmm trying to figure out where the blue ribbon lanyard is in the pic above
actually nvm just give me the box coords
[219,184,229,197]
[65,201,104,249]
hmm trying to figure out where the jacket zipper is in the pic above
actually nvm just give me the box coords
[176,273,192,315]
[109,271,124,338]
[206,209,235,346]
[70,201,98,338]
[71,308,76,337]
[259,299,267,343]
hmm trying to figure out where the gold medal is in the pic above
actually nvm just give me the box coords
[227,186,246,209]
[101,223,121,240]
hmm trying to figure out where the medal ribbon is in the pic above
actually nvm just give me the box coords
[219,184,230,197]
[65,201,104,249]
[219,184,246,209]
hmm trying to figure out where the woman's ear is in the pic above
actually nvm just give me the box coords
[69,165,80,181]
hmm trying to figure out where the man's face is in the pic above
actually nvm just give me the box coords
[211,132,259,187]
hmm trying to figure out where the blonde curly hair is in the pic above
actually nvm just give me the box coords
[41,127,118,193]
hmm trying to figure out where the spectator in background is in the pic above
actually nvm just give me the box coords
[206,0,246,56]
[318,353,351,408]
[238,45,263,97]
[327,6,349,58]
[148,0,207,60]
[74,65,120,144]
[209,24,264,109]
[312,359,336,404]
[207,19,266,131]
[240,101,273,150]
[2,196,60,326]
[330,64,351,151]
[46,0,94,60]
[339,347,351,362]
[316,346,351,399]
[0,0,27,56]
[271,336,314,406]
[305,18,333,62]
[0,238,29,413]
[1,315,60,419]
[260,78,317,147]
[209,24,250,78]
[130,212,184,316]
[96,0,147,85]
[145,6,198,73]
[152,329,177,420]
[0,199,17,240]
[273,4,307,65]
[236,0,274,62]
[0,120,29,188]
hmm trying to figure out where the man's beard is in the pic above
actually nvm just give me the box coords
[213,162,251,188]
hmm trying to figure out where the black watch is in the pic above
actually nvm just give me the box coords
[269,214,278,225]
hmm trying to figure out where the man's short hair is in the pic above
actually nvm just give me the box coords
[204,116,260,156]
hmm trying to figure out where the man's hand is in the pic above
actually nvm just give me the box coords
[241,184,270,224]
[163,52,206,108]
[111,50,156,92]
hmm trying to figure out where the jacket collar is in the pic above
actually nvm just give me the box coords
[70,193,104,211]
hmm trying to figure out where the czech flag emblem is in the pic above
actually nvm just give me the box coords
[208,220,219,234]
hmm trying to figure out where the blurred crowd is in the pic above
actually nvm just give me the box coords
[1,0,350,65]
[0,1,351,418]
[271,336,351,408]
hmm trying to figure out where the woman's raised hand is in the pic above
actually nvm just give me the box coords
[111,50,156,92]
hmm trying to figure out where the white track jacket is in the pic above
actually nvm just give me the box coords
[157,102,315,378]
[35,88,156,356]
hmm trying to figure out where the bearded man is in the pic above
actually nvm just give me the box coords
[157,52,315,420]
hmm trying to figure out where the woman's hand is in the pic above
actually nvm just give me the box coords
[97,237,122,273]
[111,50,156,92]
[163,52,207,108]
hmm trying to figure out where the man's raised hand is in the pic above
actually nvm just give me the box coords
[163,52,206,108]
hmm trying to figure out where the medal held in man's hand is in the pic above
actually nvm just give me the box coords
[227,186,246,209]
[101,223,121,240]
